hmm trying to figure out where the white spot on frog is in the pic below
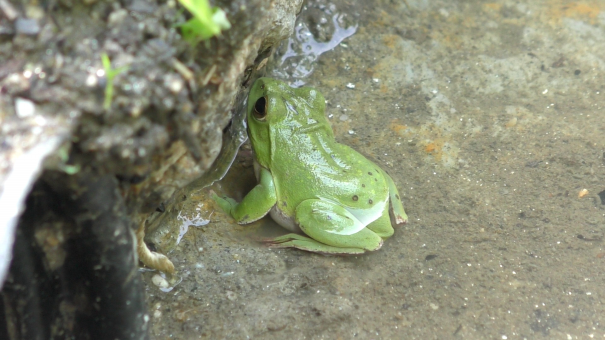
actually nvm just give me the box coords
[285,100,299,115]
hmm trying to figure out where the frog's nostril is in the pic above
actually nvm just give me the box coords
[253,96,267,120]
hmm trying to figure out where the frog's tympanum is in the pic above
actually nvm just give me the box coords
[214,78,407,254]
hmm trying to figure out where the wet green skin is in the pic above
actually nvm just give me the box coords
[214,78,408,254]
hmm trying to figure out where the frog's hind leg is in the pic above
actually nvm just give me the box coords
[380,169,408,225]
[265,199,383,255]
[266,234,366,255]
[365,203,394,238]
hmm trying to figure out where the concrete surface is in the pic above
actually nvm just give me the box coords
[145,1,605,339]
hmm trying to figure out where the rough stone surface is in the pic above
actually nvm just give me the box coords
[0,0,303,338]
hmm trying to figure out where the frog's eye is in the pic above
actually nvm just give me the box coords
[253,96,267,121]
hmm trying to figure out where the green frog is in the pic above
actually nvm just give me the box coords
[214,78,407,254]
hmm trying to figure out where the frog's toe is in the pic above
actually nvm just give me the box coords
[263,233,368,255]
[261,233,307,244]
[213,194,237,214]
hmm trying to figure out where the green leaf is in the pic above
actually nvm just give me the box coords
[177,0,230,43]
[101,53,128,110]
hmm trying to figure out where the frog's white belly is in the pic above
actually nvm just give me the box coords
[320,196,387,235]
[269,206,301,233]
[343,196,388,228]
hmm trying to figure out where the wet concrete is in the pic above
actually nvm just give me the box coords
[145,0,605,339]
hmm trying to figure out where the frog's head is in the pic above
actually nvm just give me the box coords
[247,77,328,168]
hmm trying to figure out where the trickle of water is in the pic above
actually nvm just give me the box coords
[271,13,357,87]
[176,210,210,245]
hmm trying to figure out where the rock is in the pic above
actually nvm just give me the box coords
[0,0,303,338]
[14,18,40,35]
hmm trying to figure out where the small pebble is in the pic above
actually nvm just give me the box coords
[226,290,237,301]
[505,117,517,128]
[107,9,128,25]
[15,98,35,118]
[15,18,40,35]
[165,74,184,93]
[86,74,98,87]
[151,274,169,289]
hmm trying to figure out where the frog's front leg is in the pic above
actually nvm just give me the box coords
[267,199,383,255]
[214,166,277,224]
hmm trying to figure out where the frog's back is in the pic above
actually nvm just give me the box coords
[257,79,389,223]
[270,130,389,222]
